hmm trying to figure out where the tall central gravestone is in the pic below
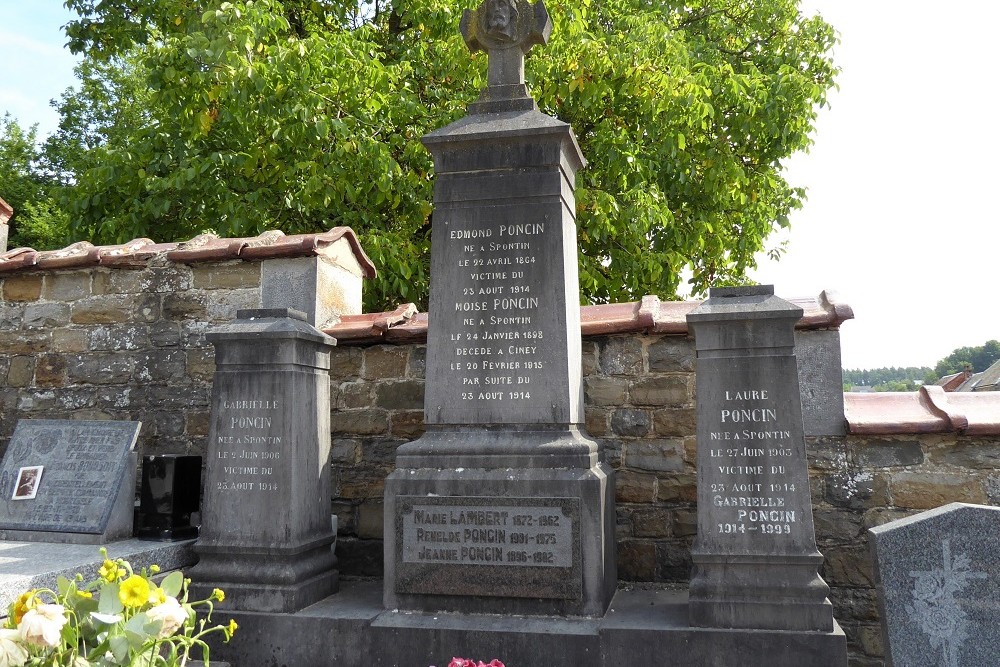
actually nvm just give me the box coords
[383,0,615,617]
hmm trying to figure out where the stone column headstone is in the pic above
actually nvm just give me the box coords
[686,286,834,632]
[382,0,615,617]
[189,308,338,613]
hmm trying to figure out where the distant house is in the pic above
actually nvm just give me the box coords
[938,360,1000,392]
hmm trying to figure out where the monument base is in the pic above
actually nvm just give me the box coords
[206,582,848,667]
[190,534,338,613]
[383,428,615,617]
[689,552,834,632]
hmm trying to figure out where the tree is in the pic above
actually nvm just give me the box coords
[934,340,1000,378]
[58,0,838,312]
[0,115,72,250]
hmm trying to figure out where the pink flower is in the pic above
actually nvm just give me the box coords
[448,660,472,667]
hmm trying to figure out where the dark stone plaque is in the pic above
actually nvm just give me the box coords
[0,419,140,541]
[870,503,1000,667]
[394,495,581,600]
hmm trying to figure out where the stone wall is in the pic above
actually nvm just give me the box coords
[4,240,1000,666]
[325,333,1000,667]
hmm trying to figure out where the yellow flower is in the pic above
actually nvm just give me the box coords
[226,619,238,636]
[148,587,167,605]
[118,576,151,609]
[98,560,120,583]
[77,591,93,599]
[149,565,161,574]
[213,589,225,602]
[12,591,36,625]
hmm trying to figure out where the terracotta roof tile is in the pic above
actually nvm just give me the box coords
[324,290,854,344]
[845,385,1000,435]
[0,197,12,225]
[0,227,375,277]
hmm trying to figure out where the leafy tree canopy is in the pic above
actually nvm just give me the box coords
[48,0,837,311]
[934,340,1000,378]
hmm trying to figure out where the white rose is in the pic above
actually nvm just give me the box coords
[0,629,29,667]
[146,597,187,638]
[18,603,67,648]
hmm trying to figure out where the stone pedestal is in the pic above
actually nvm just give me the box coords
[383,109,615,617]
[190,308,338,613]
[686,286,834,632]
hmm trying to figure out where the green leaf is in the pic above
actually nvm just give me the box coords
[160,571,184,598]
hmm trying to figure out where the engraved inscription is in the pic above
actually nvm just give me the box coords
[213,399,282,493]
[401,499,573,567]
[706,387,799,537]
[443,217,548,405]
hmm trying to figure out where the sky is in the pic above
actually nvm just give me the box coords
[1,1,999,371]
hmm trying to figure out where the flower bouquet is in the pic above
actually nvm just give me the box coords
[2,548,236,667]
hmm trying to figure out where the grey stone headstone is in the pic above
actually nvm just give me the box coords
[686,286,835,634]
[383,2,614,618]
[870,503,1000,667]
[189,308,338,613]
[0,419,140,544]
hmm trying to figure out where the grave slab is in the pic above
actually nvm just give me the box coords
[0,538,196,616]
[870,502,1000,667]
[0,419,140,544]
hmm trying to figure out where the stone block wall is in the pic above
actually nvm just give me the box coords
[0,261,260,454]
[326,331,1000,667]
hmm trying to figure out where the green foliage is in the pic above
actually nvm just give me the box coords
[933,340,1000,377]
[842,366,931,391]
[55,0,837,311]
[0,115,73,250]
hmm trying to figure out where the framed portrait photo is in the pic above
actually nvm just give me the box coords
[12,465,43,500]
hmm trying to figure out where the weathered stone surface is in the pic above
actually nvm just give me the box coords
[617,541,656,580]
[600,337,643,376]
[34,354,67,387]
[623,440,685,473]
[42,272,91,301]
[185,348,215,381]
[373,380,424,410]
[162,292,208,320]
[870,504,1000,667]
[616,471,656,503]
[628,375,689,407]
[331,439,361,464]
[88,324,149,351]
[406,345,426,378]
[584,376,628,406]
[581,340,599,376]
[6,356,35,387]
[890,472,987,509]
[671,509,698,537]
[357,501,384,539]
[331,409,390,436]
[646,336,694,372]
[140,267,193,293]
[67,354,135,385]
[363,346,408,380]
[610,408,651,437]
[329,347,363,380]
[23,302,70,329]
[49,328,88,353]
[655,475,697,503]
[652,407,697,437]
[135,350,186,383]
[849,439,923,468]
[70,295,135,324]
[340,381,374,409]
[389,411,425,439]
[205,287,259,322]
[191,262,261,289]
[2,274,43,301]
[630,507,670,537]
[584,407,610,436]
[822,544,874,587]
[824,471,890,510]
[937,440,1000,469]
